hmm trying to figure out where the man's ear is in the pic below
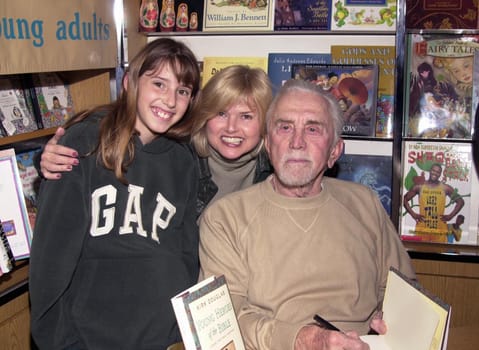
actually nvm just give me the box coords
[328,139,344,169]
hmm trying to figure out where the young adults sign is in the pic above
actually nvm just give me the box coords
[0,0,118,74]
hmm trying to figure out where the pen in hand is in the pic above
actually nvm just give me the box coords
[313,314,342,333]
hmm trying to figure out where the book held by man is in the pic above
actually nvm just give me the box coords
[361,268,451,350]
[171,275,245,350]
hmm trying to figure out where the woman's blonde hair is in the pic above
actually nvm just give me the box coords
[187,65,273,157]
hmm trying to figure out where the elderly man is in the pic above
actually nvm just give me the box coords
[199,79,415,350]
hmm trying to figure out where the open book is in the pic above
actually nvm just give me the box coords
[361,268,451,350]
[171,275,245,350]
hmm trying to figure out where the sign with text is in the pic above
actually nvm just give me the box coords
[0,0,118,74]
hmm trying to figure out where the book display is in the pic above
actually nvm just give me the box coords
[274,0,331,31]
[0,76,39,137]
[201,56,268,87]
[292,63,378,136]
[404,33,479,139]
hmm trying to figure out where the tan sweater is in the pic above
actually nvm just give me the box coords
[199,176,415,350]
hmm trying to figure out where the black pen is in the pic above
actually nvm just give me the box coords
[313,314,342,332]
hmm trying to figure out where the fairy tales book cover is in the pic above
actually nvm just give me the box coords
[400,141,479,246]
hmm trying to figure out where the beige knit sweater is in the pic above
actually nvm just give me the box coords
[199,176,415,350]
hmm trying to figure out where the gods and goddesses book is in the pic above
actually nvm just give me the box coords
[404,33,479,139]
[330,45,395,138]
[400,141,479,246]
[292,63,378,136]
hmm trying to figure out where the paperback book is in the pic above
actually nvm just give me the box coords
[202,56,268,87]
[330,45,396,138]
[29,72,75,129]
[15,148,42,229]
[292,63,378,136]
[0,76,38,136]
[329,0,397,31]
[267,52,331,93]
[400,141,479,246]
[203,0,274,32]
[0,149,33,260]
[406,0,479,30]
[405,33,479,139]
[171,275,245,350]
[335,140,392,215]
[274,0,331,31]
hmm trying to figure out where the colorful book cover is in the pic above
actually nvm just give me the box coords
[274,0,331,31]
[203,0,274,32]
[202,56,268,87]
[267,53,331,94]
[406,0,479,30]
[292,63,378,136]
[335,140,392,215]
[330,45,395,138]
[0,76,39,136]
[405,33,479,139]
[15,148,42,229]
[400,141,479,246]
[171,275,245,350]
[0,148,33,260]
[30,72,75,129]
[329,0,397,31]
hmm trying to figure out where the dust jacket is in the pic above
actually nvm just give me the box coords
[171,275,245,350]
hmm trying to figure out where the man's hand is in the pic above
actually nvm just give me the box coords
[294,325,369,350]
[40,127,79,180]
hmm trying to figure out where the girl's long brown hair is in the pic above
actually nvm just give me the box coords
[64,38,200,183]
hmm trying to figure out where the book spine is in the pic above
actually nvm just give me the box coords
[24,74,44,130]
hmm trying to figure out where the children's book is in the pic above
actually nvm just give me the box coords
[171,275,245,350]
[0,76,39,136]
[400,141,479,246]
[202,56,268,87]
[267,52,331,94]
[0,149,33,260]
[330,45,395,138]
[405,33,479,139]
[29,72,75,129]
[406,0,479,30]
[361,268,451,350]
[329,0,397,31]
[335,140,392,215]
[274,0,331,31]
[203,0,274,32]
[15,148,42,229]
[292,63,378,136]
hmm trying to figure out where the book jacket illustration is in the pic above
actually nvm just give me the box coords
[292,63,378,136]
[274,0,331,31]
[405,33,479,139]
[400,141,479,246]
[31,73,74,129]
[0,77,38,136]
[171,275,245,350]
[267,53,331,93]
[330,0,397,31]
[335,140,392,215]
[406,0,479,30]
[331,45,395,138]
[203,0,274,31]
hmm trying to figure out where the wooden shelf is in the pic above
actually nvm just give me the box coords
[0,128,56,147]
